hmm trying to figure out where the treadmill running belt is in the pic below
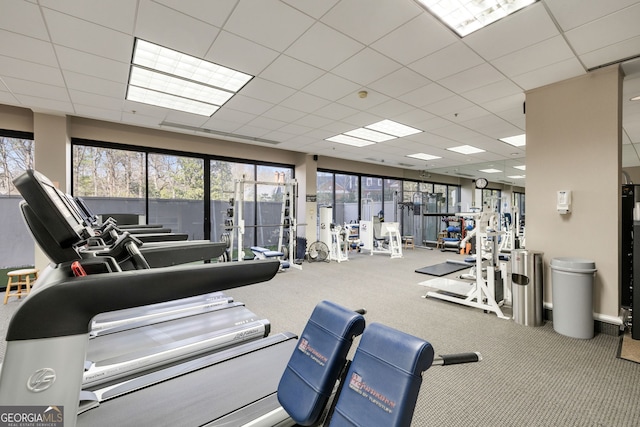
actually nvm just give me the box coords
[77,336,297,426]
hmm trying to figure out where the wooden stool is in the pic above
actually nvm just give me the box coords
[4,268,39,304]
[403,236,414,249]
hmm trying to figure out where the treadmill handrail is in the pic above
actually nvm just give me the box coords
[6,259,280,341]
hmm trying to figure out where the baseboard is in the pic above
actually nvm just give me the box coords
[543,304,623,337]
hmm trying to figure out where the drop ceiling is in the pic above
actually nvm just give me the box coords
[1,0,640,186]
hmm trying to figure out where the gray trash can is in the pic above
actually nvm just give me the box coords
[511,249,544,326]
[550,258,597,339]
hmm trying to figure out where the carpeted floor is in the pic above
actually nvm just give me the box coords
[2,246,639,426]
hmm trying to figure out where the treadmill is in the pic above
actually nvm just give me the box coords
[0,258,297,427]
[83,301,271,389]
[14,169,227,269]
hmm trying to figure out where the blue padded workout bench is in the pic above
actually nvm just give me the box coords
[251,246,290,270]
[278,301,481,426]
[278,300,365,426]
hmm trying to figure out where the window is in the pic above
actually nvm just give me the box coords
[73,144,146,221]
[72,140,293,253]
[334,174,359,224]
[0,131,35,268]
[361,175,382,220]
[148,153,204,239]
[316,171,460,247]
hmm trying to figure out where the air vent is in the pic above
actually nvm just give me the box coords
[397,162,414,167]
[160,121,282,145]
[454,172,475,177]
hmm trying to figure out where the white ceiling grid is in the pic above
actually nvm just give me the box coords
[0,0,639,185]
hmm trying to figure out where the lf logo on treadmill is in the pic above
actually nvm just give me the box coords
[27,368,56,392]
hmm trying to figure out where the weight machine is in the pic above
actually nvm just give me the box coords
[359,216,403,259]
[424,205,509,319]
[227,176,301,270]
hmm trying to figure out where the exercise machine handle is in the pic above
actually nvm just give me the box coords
[432,352,482,366]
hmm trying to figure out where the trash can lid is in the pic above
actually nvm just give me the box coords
[550,257,596,272]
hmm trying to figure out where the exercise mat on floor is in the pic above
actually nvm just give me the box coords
[415,261,469,277]
[618,331,640,364]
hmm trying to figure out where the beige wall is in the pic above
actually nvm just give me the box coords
[526,65,622,323]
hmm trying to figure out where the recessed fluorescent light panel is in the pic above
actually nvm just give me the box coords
[127,39,253,116]
[507,175,526,179]
[415,0,538,37]
[326,119,422,148]
[345,128,397,142]
[326,135,376,147]
[479,168,502,173]
[513,165,526,171]
[366,119,422,137]
[447,145,485,155]
[500,134,526,147]
[407,153,442,161]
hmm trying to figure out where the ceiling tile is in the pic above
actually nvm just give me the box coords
[285,22,364,71]
[371,13,457,65]
[205,30,279,76]
[491,35,577,78]
[321,0,421,45]
[281,0,341,19]
[564,3,640,56]
[2,77,69,101]
[39,0,137,33]
[438,63,506,94]
[240,78,297,104]
[409,42,484,81]
[55,46,130,83]
[1,56,65,87]
[294,114,333,129]
[462,79,523,104]
[152,0,237,28]
[368,67,432,98]
[280,92,331,114]
[423,95,474,117]
[313,103,359,121]
[135,0,219,58]
[14,94,74,114]
[0,0,49,40]
[463,2,560,61]
[579,36,640,70]
[246,116,287,132]
[222,94,274,116]
[398,83,453,108]
[63,71,127,99]
[301,73,361,101]
[336,88,390,110]
[511,57,585,90]
[224,0,314,52]
[75,105,124,122]
[261,104,307,122]
[259,55,325,90]
[69,90,124,111]
[331,48,402,86]
[368,99,416,119]
[0,30,57,66]
[545,0,640,31]
[42,8,132,62]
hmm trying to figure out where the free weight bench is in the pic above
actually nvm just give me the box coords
[251,246,290,270]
